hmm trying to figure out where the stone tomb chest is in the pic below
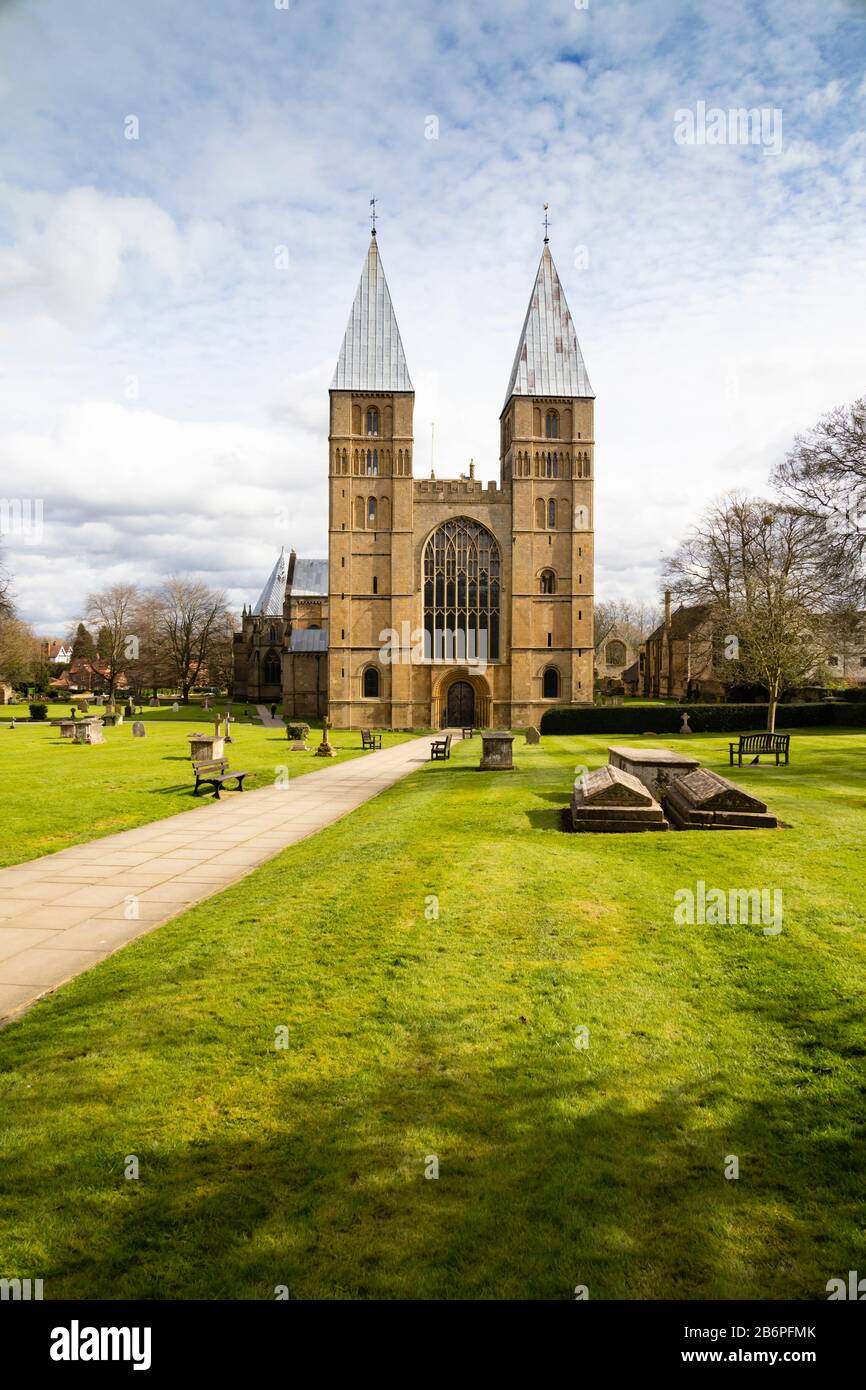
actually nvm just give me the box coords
[608,745,700,800]
[663,768,778,830]
[571,764,668,833]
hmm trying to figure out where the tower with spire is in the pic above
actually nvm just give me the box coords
[500,231,596,720]
[328,228,416,727]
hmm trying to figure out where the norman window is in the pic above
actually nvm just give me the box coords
[362,666,380,698]
[366,407,379,437]
[366,448,378,476]
[423,516,501,663]
[368,496,378,527]
[548,499,557,529]
[545,410,559,439]
[540,570,556,595]
[543,667,560,698]
[545,451,558,479]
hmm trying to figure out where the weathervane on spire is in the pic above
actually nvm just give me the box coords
[370,196,377,237]
[543,202,550,244]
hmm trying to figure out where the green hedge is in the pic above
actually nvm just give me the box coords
[539,702,866,735]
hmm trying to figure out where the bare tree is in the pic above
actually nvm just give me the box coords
[0,543,14,622]
[156,577,229,704]
[774,395,866,595]
[86,583,139,699]
[0,614,39,687]
[665,493,854,730]
[593,601,621,656]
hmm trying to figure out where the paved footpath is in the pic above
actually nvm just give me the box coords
[255,704,284,728]
[0,734,452,1025]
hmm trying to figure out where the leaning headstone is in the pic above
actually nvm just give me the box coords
[525,726,541,745]
[571,764,668,833]
[663,769,779,830]
[132,721,146,737]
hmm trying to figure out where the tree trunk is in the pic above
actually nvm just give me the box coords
[182,682,191,704]
[767,697,778,733]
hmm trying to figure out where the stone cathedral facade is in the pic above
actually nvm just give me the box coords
[235,230,596,728]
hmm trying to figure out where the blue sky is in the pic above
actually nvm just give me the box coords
[1,0,865,631]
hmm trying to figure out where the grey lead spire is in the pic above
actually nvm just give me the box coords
[504,244,593,405]
[331,236,413,392]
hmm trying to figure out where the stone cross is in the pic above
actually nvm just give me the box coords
[315,715,337,758]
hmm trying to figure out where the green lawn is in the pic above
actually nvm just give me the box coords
[0,706,415,867]
[0,729,864,1299]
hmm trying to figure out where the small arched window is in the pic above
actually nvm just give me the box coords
[545,410,559,439]
[548,499,556,529]
[366,449,378,476]
[363,666,380,698]
[368,496,378,527]
[545,451,558,479]
[540,570,556,595]
[366,407,379,437]
[543,667,560,699]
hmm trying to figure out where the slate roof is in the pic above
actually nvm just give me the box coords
[290,628,329,653]
[504,244,593,406]
[253,548,289,616]
[331,236,412,392]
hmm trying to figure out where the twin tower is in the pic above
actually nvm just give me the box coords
[328,230,595,730]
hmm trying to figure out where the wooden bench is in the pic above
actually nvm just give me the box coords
[361,730,382,750]
[728,733,791,766]
[193,757,249,798]
[430,733,452,761]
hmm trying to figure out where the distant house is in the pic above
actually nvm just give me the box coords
[42,639,72,665]
[642,593,724,701]
[49,658,128,695]
[621,657,642,697]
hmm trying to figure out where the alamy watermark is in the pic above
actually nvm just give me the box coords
[674,101,783,155]
[0,498,44,543]
[674,879,782,935]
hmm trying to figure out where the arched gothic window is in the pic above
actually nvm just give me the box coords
[263,650,281,685]
[423,517,500,663]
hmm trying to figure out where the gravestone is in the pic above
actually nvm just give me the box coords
[73,718,104,745]
[203,695,211,710]
[525,726,541,745]
[290,740,309,751]
[132,721,146,737]
[571,764,668,833]
[479,731,514,770]
[172,701,179,713]
[680,712,693,735]
[189,731,224,761]
[608,745,700,800]
[149,697,159,707]
[663,768,779,830]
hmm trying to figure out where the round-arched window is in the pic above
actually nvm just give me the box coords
[542,667,560,699]
[363,666,380,698]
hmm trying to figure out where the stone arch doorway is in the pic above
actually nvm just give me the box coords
[445,680,475,728]
[431,669,491,728]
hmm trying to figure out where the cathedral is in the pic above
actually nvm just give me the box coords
[234,225,595,728]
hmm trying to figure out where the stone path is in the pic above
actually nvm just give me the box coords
[255,704,285,728]
[0,734,453,1026]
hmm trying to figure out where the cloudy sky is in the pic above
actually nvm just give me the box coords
[1,0,865,634]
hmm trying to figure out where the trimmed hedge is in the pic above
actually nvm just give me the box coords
[539,702,866,735]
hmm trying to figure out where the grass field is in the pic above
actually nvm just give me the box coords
[0,705,415,867]
[0,728,864,1300]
